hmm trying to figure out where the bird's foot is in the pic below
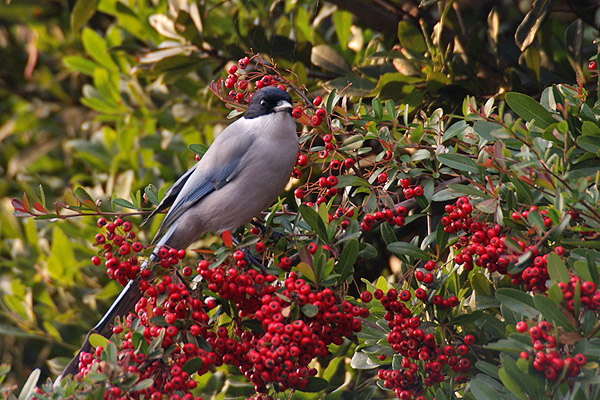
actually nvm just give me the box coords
[240,247,268,273]
[251,220,286,243]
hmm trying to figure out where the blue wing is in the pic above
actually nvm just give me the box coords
[140,163,199,227]
[150,121,254,245]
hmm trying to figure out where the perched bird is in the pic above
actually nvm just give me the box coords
[60,86,298,378]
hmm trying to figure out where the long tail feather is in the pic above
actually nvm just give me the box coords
[58,256,154,381]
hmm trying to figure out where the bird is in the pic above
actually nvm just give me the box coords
[59,86,298,379]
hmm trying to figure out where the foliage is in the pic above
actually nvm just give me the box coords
[1,0,600,400]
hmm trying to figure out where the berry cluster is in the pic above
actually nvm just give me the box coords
[516,320,587,381]
[360,205,407,232]
[447,198,560,292]
[77,272,210,400]
[92,217,186,287]
[92,217,144,286]
[291,95,327,125]
[223,56,286,104]
[367,288,472,399]
[398,178,424,200]
[558,275,600,313]
[82,233,369,398]
[198,263,368,393]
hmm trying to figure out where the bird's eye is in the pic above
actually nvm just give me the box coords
[260,99,267,107]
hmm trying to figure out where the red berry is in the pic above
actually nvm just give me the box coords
[516,321,528,333]
[377,173,387,183]
[573,353,586,366]
[311,115,322,125]
[464,334,475,345]
[297,154,308,166]
[589,61,597,70]
[313,96,322,106]
[360,291,372,302]
[292,108,303,119]
[228,64,237,74]
[238,57,249,69]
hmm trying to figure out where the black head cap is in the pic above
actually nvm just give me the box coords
[244,87,293,119]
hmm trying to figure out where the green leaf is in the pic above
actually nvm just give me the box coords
[437,153,480,174]
[338,135,365,151]
[47,227,78,284]
[350,351,379,370]
[327,76,376,97]
[498,367,526,400]
[546,252,570,283]
[130,379,154,392]
[299,376,328,392]
[501,357,532,399]
[572,260,594,283]
[189,143,208,158]
[182,357,203,374]
[71,0,100,31]
[333,11,352,50]
[533,294,576,331]
[505,92,555,129]
[144,185,160,206]
[372,98,383,121]
[443,120,469,142]
[485,337,530,354]
[18,369,40,400]
[337,239,359,282]
[379,222,397,245]
[105,341,118,363]
[131,331,148,354]
[514,0,552,51]
[397,21,426,52]
[448,310,485,326]
[471,273,492,296]
[311,45,350,75]
[387,241,429,261]
[495,288,538,318]
[577,135,600,155]
[296,261,316,284]
[475,361,500,379]
[74,186,94,203]
[335,175,370,189]
[81,27,118,71]
[474,120,510,140]
[299,204,328,240]
[93,67,121,105]
[469,378,502,400]
[89,333,109,349]
[63,55,99,76]
[526,209,546,234]
[446,183,491,199]
[509,176,534,204]
[112,198,137,210]
[301,304,319,318]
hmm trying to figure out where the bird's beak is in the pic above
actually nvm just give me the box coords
[274,100,293,113]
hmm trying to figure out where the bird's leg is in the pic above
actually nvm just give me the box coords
[232,236,269,272]
[242,247,269,272]
[251,219,285,243]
